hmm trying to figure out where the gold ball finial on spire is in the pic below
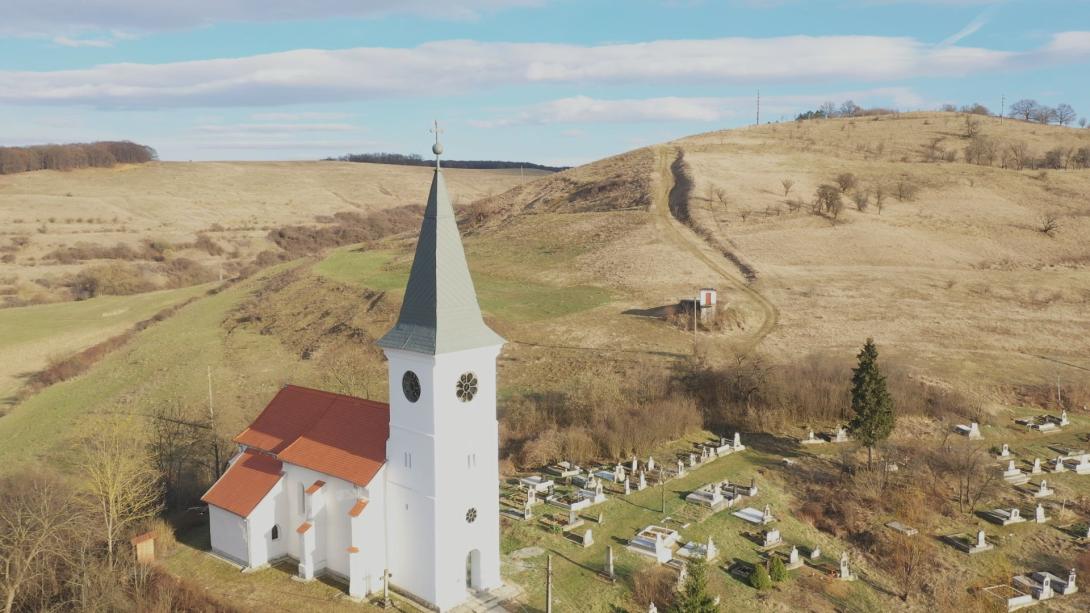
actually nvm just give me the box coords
[429,120,444,167]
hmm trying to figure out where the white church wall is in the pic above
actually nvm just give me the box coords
[208,505,249,567]
[281,463,361,579]
[244,478,286,567]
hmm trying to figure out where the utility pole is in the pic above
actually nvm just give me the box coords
[1001,95,1005,122]
[660,477,666,514]
[207,365,222,477]
[756,89,761,126]
[546,555,553,613]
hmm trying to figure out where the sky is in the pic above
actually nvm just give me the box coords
[1,0,1088,166]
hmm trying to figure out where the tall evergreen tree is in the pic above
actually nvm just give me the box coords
[671,557,719,612]
[847,338,895,467]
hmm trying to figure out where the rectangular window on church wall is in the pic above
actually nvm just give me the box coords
[299,484,305,514]
[404,451,412,469]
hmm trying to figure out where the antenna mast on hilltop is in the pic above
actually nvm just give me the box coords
[1001,95,1005,122]
[756,89,761,126]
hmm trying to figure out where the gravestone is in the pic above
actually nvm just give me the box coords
[677,459,685,477]
[762,504,773,524]
[638,471,648,491]
[614,464,626,482]
[705,536,717,561]
[1060,409,1070,426]
[606,546,615,579]
[1000,443,1010,458]
[676,563,689,591]
[788,545,800,568]
[528,488,537,504]
[762,529,782,548]
[597,512,604,524]
[649,603,658,613]
[810,546,821,560]
[648,456,655,472]
[1032,458,1043,474]
[1035,504,1048,524]
[1040,575,1054,600]
[1054,455,1067,473]
[976,530,987,549]
[568,509,578,527]
[748,477,758,497]
[523,501,533,520]
[1035,480,1053,498]
[631,455,638,473]
[839,552,854,580]
[733,432,743,449]
[833,427,848,443]
[582,529,594,548]
[624,478,631,495]
[689,453,697,468]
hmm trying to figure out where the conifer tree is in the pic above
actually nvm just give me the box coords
[672,557,719,612]
[749,563,772,591]
[769,556,788,583]
[847,338,895,467]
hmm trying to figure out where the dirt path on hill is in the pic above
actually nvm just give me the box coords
[652,146,779,354]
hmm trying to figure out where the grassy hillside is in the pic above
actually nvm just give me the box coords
[0,161,542,304]
[2,112,1089,611]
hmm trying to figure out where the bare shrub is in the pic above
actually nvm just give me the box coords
[851,189,870,211]
[1034,215,1060,238]
[894,179,920,202]
[781,178,795,197]
[834,172,858,193]
[632,565,676,611]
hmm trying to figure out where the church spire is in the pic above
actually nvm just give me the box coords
[376,128,503,355]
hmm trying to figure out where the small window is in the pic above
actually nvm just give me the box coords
[299,483,306,514]
[404,451,412,469]
[271,525,280,541]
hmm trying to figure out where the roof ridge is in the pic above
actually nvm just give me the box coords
[281,383,390,407]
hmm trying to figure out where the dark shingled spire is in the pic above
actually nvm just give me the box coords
[376,164,503,354]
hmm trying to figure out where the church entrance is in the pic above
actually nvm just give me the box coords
[465,549,483,590]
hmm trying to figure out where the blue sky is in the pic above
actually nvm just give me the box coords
[1,0,1087,165]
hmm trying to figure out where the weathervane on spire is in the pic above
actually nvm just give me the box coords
[429,120,444,169]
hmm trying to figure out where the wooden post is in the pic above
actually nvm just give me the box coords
[546,554,553,613]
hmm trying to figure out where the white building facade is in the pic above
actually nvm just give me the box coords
[202,140,504,611]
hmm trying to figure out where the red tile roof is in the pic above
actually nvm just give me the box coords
[234,385,390,487]
[201,450,283,518]
[305,480,326,495]
[297,522,312,534]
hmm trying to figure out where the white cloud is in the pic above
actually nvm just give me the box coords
[193,122,359,134]
[249,111,354,121]
[470,88,925,126]
[1,0,543,35]
[0,34,1084,109]
[53,35,115,48]
[938,7,996,47]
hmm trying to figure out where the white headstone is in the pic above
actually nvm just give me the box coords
[638,471,647,491]
[677,459,685,476]
[789,545,799,565]
[624,478,631,495]
[763,504,773,524]
[1060,409,1069,426]
[763,529,781,547]
[689,453,697,468]
[1000,443,1010,457]
[1010,507,1021,520]
[528,488,537,504]
[1068,568,1077,592]
[706,536,717,561]
[748,477,758,497]
[968,422,980,438]
[1035,503,1047,523]
[615,464,625,482]
[582,529,594,547]
[1040,574,1053,599]
[606,546,615,578]
[631,455,638,473]
[834,427,847,442]
[976,530,987,549]
[810,546,821,560]
[648,603,658,613]
[648,456,655,471]
[839,552,851,579]
[1054,455,1066,473]
[807,429,816,441]
[733,432,742,448]
[1032,458,1042,474]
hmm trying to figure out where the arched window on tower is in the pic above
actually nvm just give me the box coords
[271,525,280,541]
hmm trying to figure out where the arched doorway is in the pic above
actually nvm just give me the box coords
[465,549,483,590]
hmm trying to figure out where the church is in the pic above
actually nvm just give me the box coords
[201,135,505,611]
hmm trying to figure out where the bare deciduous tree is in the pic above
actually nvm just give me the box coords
[1054,103,1077,126]
[874,186,886,214]
[1009,99,1038,121]
[0,474,80,613]
[834,172,857,193]
[851,189,870,211]
[78,424,163,567]
[781,178,795,198]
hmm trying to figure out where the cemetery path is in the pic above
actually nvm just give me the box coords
[652,146,779,355]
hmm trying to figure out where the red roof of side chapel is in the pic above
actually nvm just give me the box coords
[201,450,283,517]
[233,384,390,487]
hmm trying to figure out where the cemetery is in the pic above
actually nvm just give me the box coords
[491,409,1090,613]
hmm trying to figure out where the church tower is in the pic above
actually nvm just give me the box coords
[377,128,504,611]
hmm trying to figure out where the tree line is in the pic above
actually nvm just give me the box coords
[797,98,1085,127]
[324,151,568,172]
[0,141,157,175]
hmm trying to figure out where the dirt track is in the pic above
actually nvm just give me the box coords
[652,145,779,354]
